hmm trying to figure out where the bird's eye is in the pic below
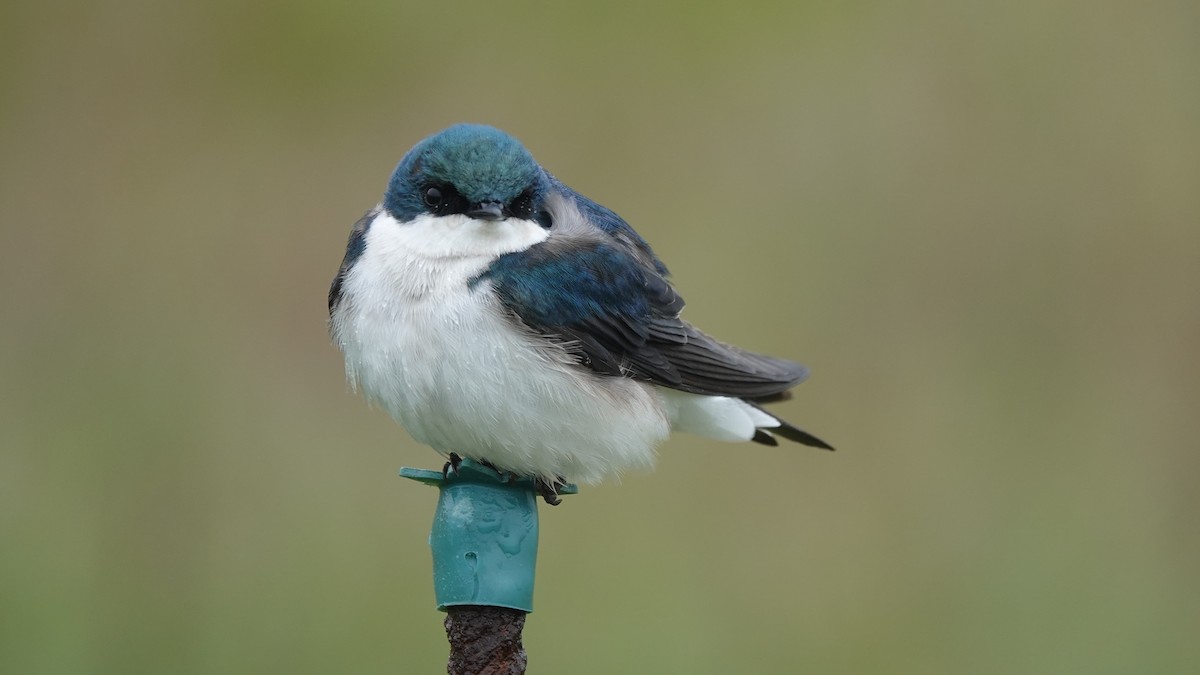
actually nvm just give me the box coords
[509,190,535,220]
[423,186,443,208]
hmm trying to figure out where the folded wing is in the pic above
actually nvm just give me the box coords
[478,186,810,401]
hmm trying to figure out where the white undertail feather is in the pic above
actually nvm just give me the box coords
[658,389,780,442]
[332,209,782,483]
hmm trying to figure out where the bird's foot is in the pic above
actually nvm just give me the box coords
[476,458,517,483]
[445,455,565,505]
[535,476,567,506]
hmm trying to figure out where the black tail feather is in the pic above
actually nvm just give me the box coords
[751,429,779,446]
[772,420,835,451]
[746,401,835,451]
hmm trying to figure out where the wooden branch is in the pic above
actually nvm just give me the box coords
[444,605,528,675]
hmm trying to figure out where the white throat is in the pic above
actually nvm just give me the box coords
[345,210,549,302]
[370,211,549,261]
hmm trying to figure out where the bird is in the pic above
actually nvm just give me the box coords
[329,124,831,501]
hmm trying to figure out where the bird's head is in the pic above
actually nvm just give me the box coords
[384,124,550,226]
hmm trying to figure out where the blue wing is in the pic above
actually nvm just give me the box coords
[478,181,812,402]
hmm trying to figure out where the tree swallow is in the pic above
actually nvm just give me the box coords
[329,124,831,497]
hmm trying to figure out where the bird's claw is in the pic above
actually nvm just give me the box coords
[442,452,463,479]
[536,476,567,506]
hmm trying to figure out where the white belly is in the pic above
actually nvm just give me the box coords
[330,211,671,483]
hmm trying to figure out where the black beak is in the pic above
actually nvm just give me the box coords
[466,201,505,221]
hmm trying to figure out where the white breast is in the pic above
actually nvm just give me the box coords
[330,210,671,483]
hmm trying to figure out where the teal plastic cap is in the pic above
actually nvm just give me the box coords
[400,459,575,613]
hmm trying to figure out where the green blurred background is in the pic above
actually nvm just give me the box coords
[2,1,1197,672]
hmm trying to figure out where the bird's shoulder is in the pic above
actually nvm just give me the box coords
[544,176,669,275]
[476,182,681,368]
[328,205,382,314]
